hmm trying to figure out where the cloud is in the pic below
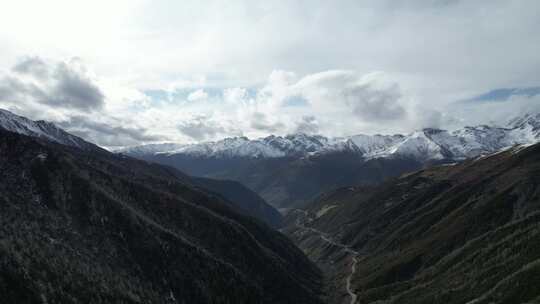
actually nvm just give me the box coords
[224,87,251,105]
[58,115,165,148]
[0,76,30,101]
[12,56,49,79]
[46,61,105,110]
[0,1,538,109]
[187,89,208,102]
[250,112,285,132]
[295,115,319,134]
[0,57,105,112]
[464,87,540,103]
[283,95,308,107]
[344,80,405,122]
[286,70,411,133]
[177,116,226,141]
[447,93,540,128]
[0,1,538,146]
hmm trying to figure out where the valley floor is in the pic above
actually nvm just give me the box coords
[285,209,361,304]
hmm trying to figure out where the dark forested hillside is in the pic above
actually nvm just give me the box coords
[136,152,424,210]
[0,129,322,304]
[285,143,540,304]
[192,177,283,228]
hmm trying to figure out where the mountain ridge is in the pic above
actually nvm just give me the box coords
[0,108,103,153]
[118,113,540,162]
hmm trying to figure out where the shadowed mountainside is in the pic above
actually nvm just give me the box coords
[136,152,424,210]
[192,177,283,228]
[0,129,322,303]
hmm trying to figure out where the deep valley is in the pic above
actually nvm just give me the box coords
[1,109,540,304]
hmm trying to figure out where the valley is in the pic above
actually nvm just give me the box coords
[290,208,361,304]
[1,2,539,303]
[2,108,540,303]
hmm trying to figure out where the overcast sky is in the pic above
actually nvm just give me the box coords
[1,0,539,147]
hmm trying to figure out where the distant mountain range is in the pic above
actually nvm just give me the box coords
[119,113,540,209]
[119,114,540,161]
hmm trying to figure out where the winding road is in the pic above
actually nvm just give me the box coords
[346,256,358,304]
[293,209,360,304]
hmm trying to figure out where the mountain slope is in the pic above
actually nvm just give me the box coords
[192,177,283,228]
[284,143,540,304]
[137,151,424,210]
[0,128,323,303]
[0,108,282,228]
[0,108,102,152]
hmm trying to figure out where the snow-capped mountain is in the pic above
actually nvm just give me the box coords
[119,134,359,159]
[120,113,540,162]
[0,109,99,151]
[118,142,186,157]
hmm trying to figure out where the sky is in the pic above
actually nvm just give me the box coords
[0,0,540,148]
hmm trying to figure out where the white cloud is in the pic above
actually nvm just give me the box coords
[295,116,319,135]
[0,56,104,116]
[187,89,208,102]
[0,1,539,146]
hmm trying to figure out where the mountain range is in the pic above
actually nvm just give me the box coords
[119,114,540,161]
[119,113,540,209]
[2,108,540,303]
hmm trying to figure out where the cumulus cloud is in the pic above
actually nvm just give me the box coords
[1,57,539,148]
[0,1,539,144]
[1,57,104,111]
[224,87,251,105]
[12,56,49,79]
[48,61,105,110]
[0,76,30,101]
[250,112,285,132]
[295,116,319,134]
[344,82,405,121]
[293,71,406,120]
[187,89,208,102]
[0,1,538,147]
[58,115,165,148]
[177,116,227,141]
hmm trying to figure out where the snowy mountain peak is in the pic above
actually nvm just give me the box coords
[117,112,540,162]
[0,108,99,151]
[509,113,540,135]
